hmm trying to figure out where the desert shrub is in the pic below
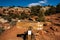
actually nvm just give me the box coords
[0,27,5,35]
[54,23,60,26]
[56,3,60,13]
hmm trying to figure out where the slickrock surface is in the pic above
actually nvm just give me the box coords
[0,13,60,40]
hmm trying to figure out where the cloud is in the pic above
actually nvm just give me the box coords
[39,0,47,4]
[39,1,46,3]
[28,3,40,7]
[28,0,47,7]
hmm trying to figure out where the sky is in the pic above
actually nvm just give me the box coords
[0,0,60,7]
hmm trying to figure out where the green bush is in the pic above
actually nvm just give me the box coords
[0,27,5,35]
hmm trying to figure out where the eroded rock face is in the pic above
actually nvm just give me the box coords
[0,7,31,15]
